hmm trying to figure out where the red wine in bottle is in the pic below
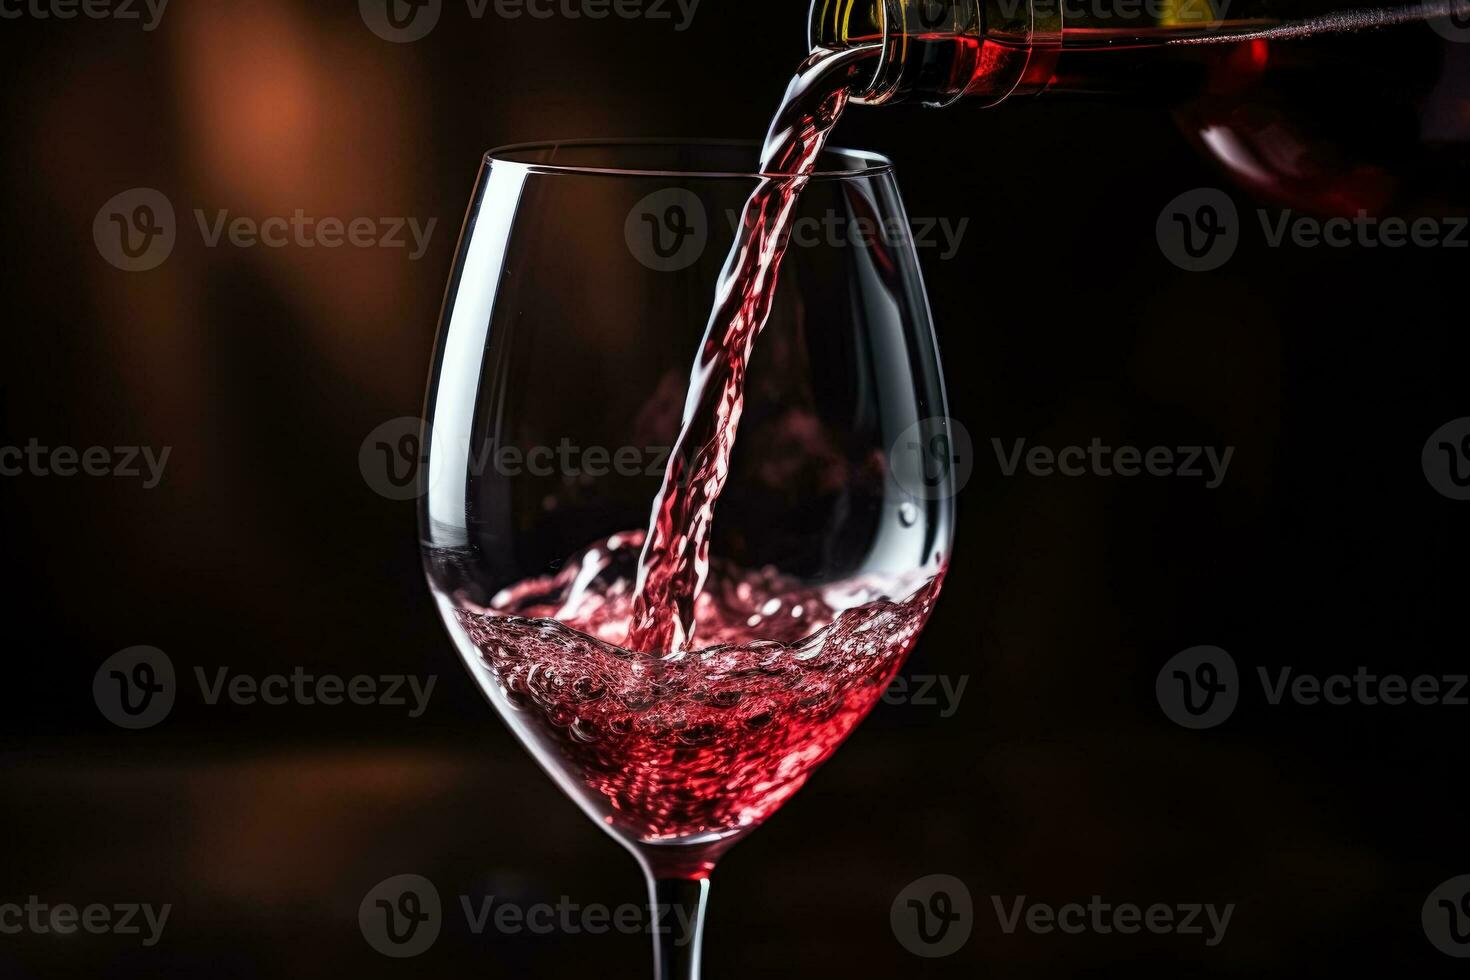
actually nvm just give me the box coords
[813,0,1470,213]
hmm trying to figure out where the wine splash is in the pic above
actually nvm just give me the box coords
[458,532,942,842]
[625,44,881,654]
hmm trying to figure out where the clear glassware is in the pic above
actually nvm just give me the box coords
[418,140,956,979]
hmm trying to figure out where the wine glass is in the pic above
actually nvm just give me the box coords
[418,140,956,978]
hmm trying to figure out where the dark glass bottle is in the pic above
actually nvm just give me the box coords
[811,0,1470,212]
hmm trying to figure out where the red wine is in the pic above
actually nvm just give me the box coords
[456,532,943,843]
[625,44,880,654]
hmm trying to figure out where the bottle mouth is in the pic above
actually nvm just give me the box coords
[807,0,901,104]
[809,0,1049,108]
[808,0,994,107]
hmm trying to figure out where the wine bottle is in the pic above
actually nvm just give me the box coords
[811,0,1470,212]
[811,0,1463,105]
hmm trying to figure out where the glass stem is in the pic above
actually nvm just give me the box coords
[646,874,710,980]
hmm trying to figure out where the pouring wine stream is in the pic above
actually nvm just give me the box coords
[626,43,882,656]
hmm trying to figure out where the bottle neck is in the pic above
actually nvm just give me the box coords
[808,0,1055,107]
[809,0,1452,107]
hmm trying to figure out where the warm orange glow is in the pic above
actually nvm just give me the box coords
[174,2,424,397]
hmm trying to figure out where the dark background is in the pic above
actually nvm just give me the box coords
[1,2,1466,976]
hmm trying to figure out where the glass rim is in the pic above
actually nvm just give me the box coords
[485,138,895,180]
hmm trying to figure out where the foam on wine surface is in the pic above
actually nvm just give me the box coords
[457,532,942,841]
